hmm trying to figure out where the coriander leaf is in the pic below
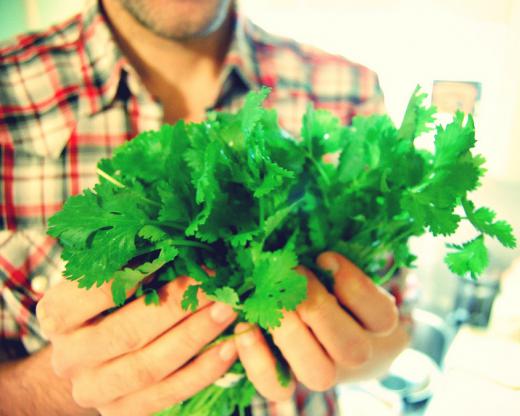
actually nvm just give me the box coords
[145,289,160,306]
[240,87,270,136]
[301,105,343,159]
[445,235,488,279]
[49,183,150,288]
[398,85,436,141]
[138,225,168,243]
[308,212,328,251]
[181,284,201,312]
[209,287,240,308]
[262,200,300,242]
[463,200,517,248]
[111,125,174,183]
[243,247,307,329]
[110,258,170,305]
[434,112,475,168]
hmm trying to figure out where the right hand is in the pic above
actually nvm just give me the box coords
[36,276,238,416]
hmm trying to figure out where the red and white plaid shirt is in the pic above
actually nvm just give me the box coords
[0,0,384,414]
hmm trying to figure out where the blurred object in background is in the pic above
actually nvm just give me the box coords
[450,269,501,328]
[431,80,481,115]
[3,0,519,180]
[0,0,83,39]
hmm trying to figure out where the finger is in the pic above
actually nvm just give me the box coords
[51,277,210,377]
[36,279,130,338]
[295,267,372,368]
[97,340,238,416]
[234,323,295,402]
[270,311,336,392]
[71,302,237,407]
[317,252,399,335]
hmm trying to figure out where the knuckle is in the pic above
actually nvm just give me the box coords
[299,292,336,321]
[131,354,159,387]
[109,323,142,353]
[182,322,206,352]
[271,314,299,342]
[339,335,373,367]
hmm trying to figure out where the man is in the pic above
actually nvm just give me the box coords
[0,0,409,414]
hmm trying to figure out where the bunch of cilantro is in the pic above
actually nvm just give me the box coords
[47,87,516,415]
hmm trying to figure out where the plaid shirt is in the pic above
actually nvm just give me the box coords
[0,0,384,414]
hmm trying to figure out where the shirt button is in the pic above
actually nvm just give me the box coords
[31,275,49,294]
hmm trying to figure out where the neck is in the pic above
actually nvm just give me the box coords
[101,0,234,122]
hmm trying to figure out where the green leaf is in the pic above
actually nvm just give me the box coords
[181,285,201,312]
[49,184,150,288]
[445,235,489,279]
[463,200,517,248]
[109,258,170,306]
[138,225,168,243]
[209,287,240,308]
[243,246,307,329]
[434,112,475,168]
[145,289,160,306]
[398,85,437,141]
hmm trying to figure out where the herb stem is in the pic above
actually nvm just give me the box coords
[170,239,213,251]
[200,325,255,354]
[149,220,186,232]
[96,168,125,188]
[96,168,162,208]
[259,198,265,229]
[307,155,332,208]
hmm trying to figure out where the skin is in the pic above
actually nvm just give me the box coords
[101,0,234,123]
[234,253,407,401]
[0,1,408,413]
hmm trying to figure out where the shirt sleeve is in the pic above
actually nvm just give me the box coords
[0,229,63,361]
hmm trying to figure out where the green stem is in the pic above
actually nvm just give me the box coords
[200,325,254,354]
[169,239,213,251]
[149,220,186,232]
[259,197,265,229]
[96,168,161,208]
[309,155,331,187]
[134,246,161,257]
[307,155,332,208]
[373,263,399,286]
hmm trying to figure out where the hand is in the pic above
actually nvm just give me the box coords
[36,277,238,416]
[234,252,405,401]
[0,347,97,416]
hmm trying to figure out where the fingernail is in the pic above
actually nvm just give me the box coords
[219,342,236,361]
[318,253,339,274]
[210,303,235,323]
[238,330,256,347]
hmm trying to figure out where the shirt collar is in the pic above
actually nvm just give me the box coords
[220,11,259,92]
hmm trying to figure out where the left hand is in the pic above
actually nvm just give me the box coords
[234,251,405,401]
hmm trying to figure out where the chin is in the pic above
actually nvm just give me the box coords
[120,0,233,39]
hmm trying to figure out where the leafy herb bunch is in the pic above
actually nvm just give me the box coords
[47,87,516,415]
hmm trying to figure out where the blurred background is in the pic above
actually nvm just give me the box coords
[2,1,519,414]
